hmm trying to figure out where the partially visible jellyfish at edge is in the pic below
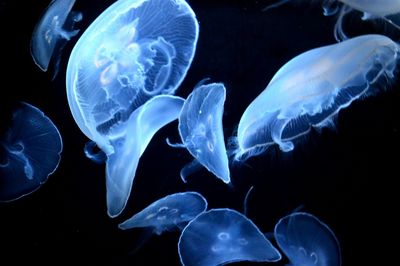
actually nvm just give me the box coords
[178,208,282,266]
[231,34,400,161]
[65,0,199,218]
[0,102,63,202]
[168,82,230,184]
[263,0,400,41]
[274,212,341,266]
[31,0,82,76]
[119,192,207,235]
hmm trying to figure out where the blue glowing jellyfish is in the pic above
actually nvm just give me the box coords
[0,102,63,201]
[31,0,82,73]
[119,192,207,235]
[274,212,341,266]
[169,83,230,184]
[66,0,198,217]
[107,95,184,217]
[232,34,399,161]
[178,208,281,266]
[264,0,400,41]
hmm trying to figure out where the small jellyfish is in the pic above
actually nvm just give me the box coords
[178,208,282,266]
[274,212,341,266]
[0,102,63,201]
[119,192,207,235]
[66,0,198,217]
[169,82,230,184]
[232,34,399,161]
[31,0,82,74]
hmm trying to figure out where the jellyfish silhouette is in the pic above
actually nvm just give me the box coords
[0,102,63,201]
[274,212,341,266]
[264,0,400,41]
[232,34,399,161]
[178,208,281,266]
[119,192,207,235]
[31,0,82,74]
[66,0,198,217]
[169,82,230,184]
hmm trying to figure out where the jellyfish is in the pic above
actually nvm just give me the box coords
[178,208,282,266]
[264,0,400,41]
[232,34,399,161]
[0,102,63,201]
[31,0,82,74]
[105,95,184,217]
[66,0,198,217]
[274,212,341,266]
[168,82,230,184]
[119,192,207,235]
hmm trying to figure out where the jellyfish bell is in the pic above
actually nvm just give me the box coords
[0,102,63,202]
[274,212,341,266]
[119,192,208,235]
[169,82,230,184]
[31,0,82,74]
[178,208,282,266]
[66,0,198,217]
[232,34,399,161]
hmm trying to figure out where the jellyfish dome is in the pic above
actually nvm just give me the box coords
[66,0,198,217]
[178,208,281,266]
[119,192,207,235]
[274,212,341,266]
[172,82,230,184]
[233,34,399,160]
[0,102,63,201]
[31,0,82,72]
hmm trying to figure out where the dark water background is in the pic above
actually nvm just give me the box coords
[1,0,398,265]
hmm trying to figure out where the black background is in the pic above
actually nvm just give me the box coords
[1,0,398,265]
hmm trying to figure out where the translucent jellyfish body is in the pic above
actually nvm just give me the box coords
[66,0,198,217]
[274,212,341,266]
[171,83,230,184]
[0,103,63,201]
[233,34,399,160]
[106,95,184,217]
[119,192,207,235]
[31,0,82,72]
[178,208,281,266]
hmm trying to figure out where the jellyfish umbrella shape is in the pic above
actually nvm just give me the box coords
[233,34,399,161]
[274,212,341,266]
[178,208,281,266]
[0,102,63,201]
[31,0,82,72]
[119,192,207,235]
[173,82,230,184]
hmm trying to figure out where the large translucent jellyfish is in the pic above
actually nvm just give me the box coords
[0,102,63,201]
[178,208,282,266]
[119,192,207,235]
[169,83,230,184]
[31,0,82,73]
[264,0,400,41]
[274,212,341,266]
[232,34,399,161]
[105,95,184,217]
[66,0,198,217]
